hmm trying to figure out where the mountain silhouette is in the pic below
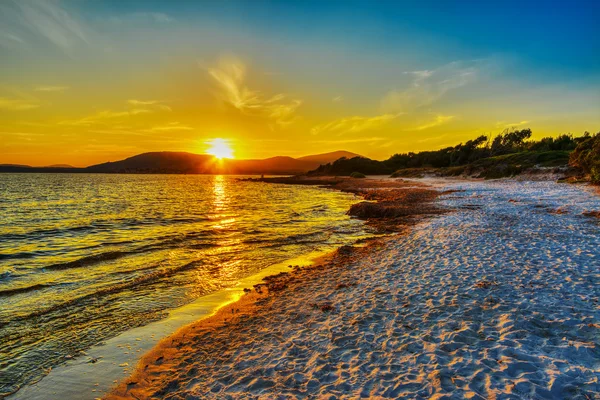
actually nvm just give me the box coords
[0,151,360,174]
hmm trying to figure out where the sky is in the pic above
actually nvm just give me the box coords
[0,0,599,166]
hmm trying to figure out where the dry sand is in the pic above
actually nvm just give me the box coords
[107,179,600,400]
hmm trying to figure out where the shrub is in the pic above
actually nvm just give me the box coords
[569,133,600,184]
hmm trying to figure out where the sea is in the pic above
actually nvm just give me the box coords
[0,173,373,396]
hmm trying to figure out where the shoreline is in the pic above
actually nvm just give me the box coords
[106,177,449,398]
[9,177,430,399]
[9,243,370,400]
[106,177,600,399]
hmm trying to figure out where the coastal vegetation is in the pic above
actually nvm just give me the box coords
[309,129,598,181]
[569,132,600,183]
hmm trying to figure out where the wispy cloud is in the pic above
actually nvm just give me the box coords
[417,134,448,143]
[145,122,193,132]
[108,12,175,24]
[0,32,26,49]
[416,114,456,130]
[35,85,69,92]
[0,0,88,52]
[0,97,40,111]
[311,114,398,135]
[59,109,151,127]
[332,96,343,102]
[496,120,530,128]
[59,100,171,126]
[128,99,172,112]
[382,61,480,113]
[207,56,302,126]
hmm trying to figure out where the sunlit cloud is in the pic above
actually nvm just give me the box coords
[0,97,40,111]
[332,96,343,102]
[382,61,480,113]
[417,134,448,143]
[311,114,398,135]
[59,100,172,126]
[416,115,456,130]
[35,85,69,92]
[496,120,531,128]
[145,122,193,132]
[128,99,172,112]
[0,0,88,52]
[60,109,151,127]
[207,56,302,126]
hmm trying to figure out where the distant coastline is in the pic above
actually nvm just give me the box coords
[4,130,597,184]
[0,150,359,176]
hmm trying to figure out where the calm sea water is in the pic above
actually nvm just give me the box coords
[0,174,371,395]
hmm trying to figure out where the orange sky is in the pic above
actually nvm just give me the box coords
[1,1,598,166]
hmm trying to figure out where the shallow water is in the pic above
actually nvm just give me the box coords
[0,173,372,396]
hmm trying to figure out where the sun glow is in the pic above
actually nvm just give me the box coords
[206,138,234,159]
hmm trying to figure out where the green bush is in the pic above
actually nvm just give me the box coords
[569,133,600,184]
[350,171,366,178]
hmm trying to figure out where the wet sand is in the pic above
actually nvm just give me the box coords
[107,178,600,399]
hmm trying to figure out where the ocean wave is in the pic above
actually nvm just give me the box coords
[0,216,210,243]
[42,250,132,271]
[7,260,203,324]
[0,283,51,297]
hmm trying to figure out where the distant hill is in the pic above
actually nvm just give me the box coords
[0,164,31,168]
[45,164,75,168]
[86,152,216,174]
[0,150,361,174]
[296,151,360,165]
[85,152,352,175]
[221,156,318,175]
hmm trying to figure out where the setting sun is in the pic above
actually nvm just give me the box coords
[206,138,234,159]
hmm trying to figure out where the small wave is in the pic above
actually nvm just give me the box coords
[0,224,103,243]
[0,269,14,281]
[8,260,203,324]
[0,251,42,261]
[42,251,132,271]
[0,283,51,298]
[285,231,329,242]
[0,217,210,243]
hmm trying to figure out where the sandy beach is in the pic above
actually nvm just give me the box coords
[106,178,600,399]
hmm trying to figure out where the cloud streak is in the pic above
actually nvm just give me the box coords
[59,109,150,127]
[207,56,302,126]
[0,0,88,52]
[35,85,69,92]
[496,120,531,128]
[128,99,172,112]
[145,122,193,132]
[416,115,456,130]
[0,97,40,111]
[107,12,175,24]
[59,100,172,126]
[382,61,480,113]
[311,114,398,135]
